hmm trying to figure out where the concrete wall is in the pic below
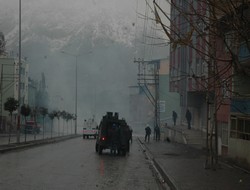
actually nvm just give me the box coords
[162,126,186,144]
[228,138,250,169]
[159,58,180,126]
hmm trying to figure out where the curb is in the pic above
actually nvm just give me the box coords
[152,157,180,190]
[0,135,81,153]
[137,138,175,190]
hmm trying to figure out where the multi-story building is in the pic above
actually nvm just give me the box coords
[14,59,29,106]
[28,77,37,109]
[216,1,250,168]
[158,58,180,125]
[169,0,208,131]
[0,57,29,132]
[169,0,250,168]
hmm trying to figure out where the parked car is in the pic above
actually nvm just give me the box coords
[22,120,41,134]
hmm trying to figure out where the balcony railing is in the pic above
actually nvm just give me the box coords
[231,98,250,114]
[238,41,250,64]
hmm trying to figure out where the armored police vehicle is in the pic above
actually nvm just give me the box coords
[95,112,131,156]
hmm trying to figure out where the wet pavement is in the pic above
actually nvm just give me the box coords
[140,138,250,190]
[0,137,164,190]
[1,133,249,190]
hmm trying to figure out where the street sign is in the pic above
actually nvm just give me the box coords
[158,100,165,112]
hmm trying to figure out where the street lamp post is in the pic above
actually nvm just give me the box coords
[61,50,91,135]
[17,0,22,143]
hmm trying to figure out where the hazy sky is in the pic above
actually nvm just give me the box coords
[0,0,169,127]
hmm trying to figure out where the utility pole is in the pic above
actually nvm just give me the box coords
[0,64,3,132]
[134,58,160,130]
[75,55,77,135]
[154,61,160,128]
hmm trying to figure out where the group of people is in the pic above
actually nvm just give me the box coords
[144,124,160,142]
[145,109,192,142]
[172,109,192,129]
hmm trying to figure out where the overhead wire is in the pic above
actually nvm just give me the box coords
[141,0,149,58]
[134,0,139,59]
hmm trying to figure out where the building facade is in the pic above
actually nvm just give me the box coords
[158,58,180,126]
[217,1,250,167]
[169,0,250,168]
[0,57,29,132]
[169,0,208,131]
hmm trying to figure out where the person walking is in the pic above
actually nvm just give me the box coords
[129,127,133,144]
[145,124,151,142]
[172,111,177,126]
[185,109,192,129]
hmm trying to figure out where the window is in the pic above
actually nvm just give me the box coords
[238,41,250,62]
[21,68,25,75]
[224,31,237,53]
[230,116,250,140]
[222,79,230,98]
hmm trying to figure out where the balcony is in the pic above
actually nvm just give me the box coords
[231,98,250,114]
[187,75,207,92]
[238,41,250,66]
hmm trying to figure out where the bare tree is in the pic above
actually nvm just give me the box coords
[31,107,39,140]
[39,107,48,139]
[4,97,19,144]
[153,0,250,168]
[54,111,61,136]
[60,110,67,135]
[21,104,31,142]
[48,112,55,138]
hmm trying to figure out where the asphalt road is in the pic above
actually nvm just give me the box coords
[0,137,163,190]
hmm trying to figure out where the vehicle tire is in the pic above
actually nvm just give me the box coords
[110,148,117,155]
[98,145,103,155]
[122,149,126,156]
[127,141,130,152]
[95,143,98,152]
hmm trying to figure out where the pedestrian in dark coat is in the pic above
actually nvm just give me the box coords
[172,111,177,126]
[155,125,160,141]
[145,124,151,142]
[129,128,133,144]
[185,109,192,129]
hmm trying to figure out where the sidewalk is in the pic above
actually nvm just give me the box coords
[140,138,250,190]
[0,135,81,153]
[161,124,206,149]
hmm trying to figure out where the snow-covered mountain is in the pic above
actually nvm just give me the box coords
[0,0,168,124]
[0,0,140,121]
[1,0,136,52]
